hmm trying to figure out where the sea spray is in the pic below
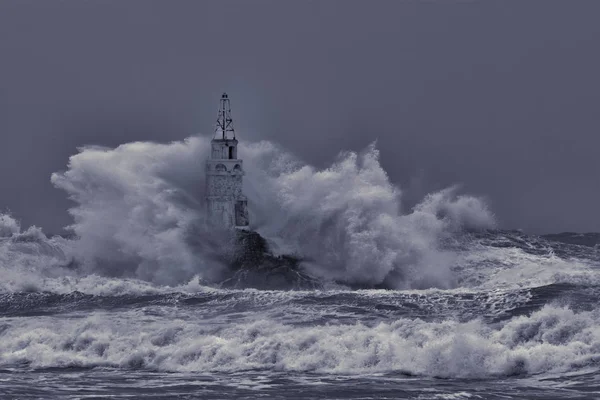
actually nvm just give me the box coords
[0,214,21,238]
[46,135,496,289]
[2,132,600,400]
[0,215,75,293]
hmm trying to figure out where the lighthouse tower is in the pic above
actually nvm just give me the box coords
[205,93,249,228]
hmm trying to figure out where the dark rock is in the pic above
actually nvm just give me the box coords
[219,229,320,290]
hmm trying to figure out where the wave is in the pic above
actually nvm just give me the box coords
[47,136,495,289]
[452,237,600,290]
[1,217,599,296]
[1,305,599,378]
[1,135,598,293]
[0,285,537,322]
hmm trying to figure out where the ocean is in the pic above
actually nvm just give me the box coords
[1,136,599,399]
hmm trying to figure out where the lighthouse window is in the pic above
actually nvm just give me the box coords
[229,146,234,159]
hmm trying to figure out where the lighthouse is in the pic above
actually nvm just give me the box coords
[205,93,249,228]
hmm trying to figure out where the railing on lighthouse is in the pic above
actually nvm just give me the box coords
[215,93,236,140]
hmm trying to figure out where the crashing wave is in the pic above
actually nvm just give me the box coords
[1,135,599,292]
[44,136,495,290]
[1,305,599,378]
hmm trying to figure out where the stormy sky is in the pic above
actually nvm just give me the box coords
[0,0,599,234]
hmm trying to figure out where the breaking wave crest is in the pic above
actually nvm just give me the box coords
[2,305,599,378]
[2,135,600,386]
[42,136,493,289]
[2,135,599,294]
[0,215,75,293]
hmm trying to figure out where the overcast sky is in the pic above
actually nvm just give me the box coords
[1,0,599,234]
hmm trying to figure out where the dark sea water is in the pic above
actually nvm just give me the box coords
[2,137,600,398]
[2,230,600,399]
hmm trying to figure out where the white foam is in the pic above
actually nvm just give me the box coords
[0,214,20,238]
[47,137,494,289]
[453,241,600,290]
[1,135,595,293]
[1,305,598,378]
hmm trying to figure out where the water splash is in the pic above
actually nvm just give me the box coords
[46,136,495,289]
[2,304,598,378]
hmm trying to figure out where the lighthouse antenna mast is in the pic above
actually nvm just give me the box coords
[215,93,235,140]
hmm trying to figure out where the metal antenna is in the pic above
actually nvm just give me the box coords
[214,93,235,139]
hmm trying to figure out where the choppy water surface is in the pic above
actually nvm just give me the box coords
[2,230,600,399]
[1,137,600,398]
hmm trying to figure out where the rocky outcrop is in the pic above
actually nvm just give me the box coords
[218,230,320,290]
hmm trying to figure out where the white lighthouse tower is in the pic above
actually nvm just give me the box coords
[205,93,249,228]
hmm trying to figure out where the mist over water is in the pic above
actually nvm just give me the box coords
[2,135,600,398]
[45,135,496,289]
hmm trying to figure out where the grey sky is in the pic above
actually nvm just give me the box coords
[1,0,599,234]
